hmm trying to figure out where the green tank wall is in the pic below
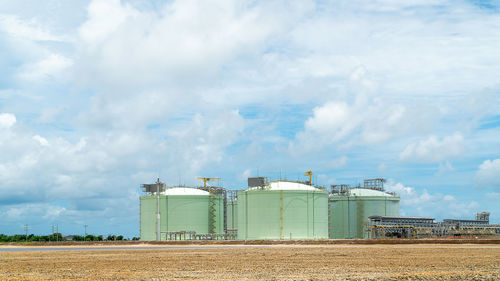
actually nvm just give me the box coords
[227,199,238,231]
[329,196,399,239]
[140,194,224,241]
[237,189,328,240]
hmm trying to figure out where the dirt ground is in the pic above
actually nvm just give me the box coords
[1,244,499,280]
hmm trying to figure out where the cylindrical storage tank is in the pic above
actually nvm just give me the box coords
[140,187,224,241]
[329,188,399,239]
[237,181,328,240]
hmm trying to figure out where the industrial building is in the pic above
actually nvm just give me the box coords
[368,212,500,238]
[139,175,497,241]
[328,179,400,238]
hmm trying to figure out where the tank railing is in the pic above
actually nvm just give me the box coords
[167,184,189,188]
[363,178,386,191]
[330,190,351,196]
[162,231,197,241]
[226,229,237,238]
[227,190,239,201]
[330,184,351,195]
[330,183,398,197]
[197,186,227,194]
[194,233,235,240]
[160,231,237,241]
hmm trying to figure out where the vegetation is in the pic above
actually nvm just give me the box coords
[0,233,63,242]
[0,233,139,242]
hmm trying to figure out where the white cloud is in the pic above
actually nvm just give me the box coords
[289,2,500,96]
[291,67,434,152]
[76,0,288,88]
[302,101,357,144]
[37,107,62,123]
[443,195,455,201]
[385,180,479,219]
[84,90,175,130]
[239,169,252,182]
[0,14,65,41]
[486,192,500,200]
[79,0,137,48]
[17,54,73,82]
[33,135,49,146]
[167,110,245,178]
[436,161,455,175]
[0,125,155,203]
[0,113,16,129]
[399,132,464,162]
[0,108,245,214]
[1,0,499,235]
[475,159,500,190]
[326,156,348,169]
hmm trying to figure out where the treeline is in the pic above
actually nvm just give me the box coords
[0,233,140,242]
[0,233,63,242]
[72,234,139,241]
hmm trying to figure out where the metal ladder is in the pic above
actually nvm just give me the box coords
[356,199,364,238]
[209,194,217,234]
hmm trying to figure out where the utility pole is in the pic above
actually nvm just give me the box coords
[56,224,59,242]
[84,225,88,237]
[156,178,161,241]
[24,224,28,242]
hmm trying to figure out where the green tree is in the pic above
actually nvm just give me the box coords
[85,234,96,241]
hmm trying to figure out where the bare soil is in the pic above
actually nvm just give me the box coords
[1,244,499,280]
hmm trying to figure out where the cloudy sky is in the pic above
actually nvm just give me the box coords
[0,0,499,237]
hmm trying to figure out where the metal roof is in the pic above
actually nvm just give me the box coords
[369,215,435,220]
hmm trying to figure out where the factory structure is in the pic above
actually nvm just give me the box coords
[139,173,499,240]
[368,212,500,238]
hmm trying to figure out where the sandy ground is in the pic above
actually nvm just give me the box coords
[1,244,499,280]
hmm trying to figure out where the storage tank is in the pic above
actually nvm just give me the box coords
[237,181,328,240]
[140,187,224,240]
[329,188,399,239]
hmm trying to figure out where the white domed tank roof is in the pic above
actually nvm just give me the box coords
[162,187,210,196]
[349,188,394,197]
[248,181,320,191]
[269,181,319,191]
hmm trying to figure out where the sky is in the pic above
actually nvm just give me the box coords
[0,0,499,237]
